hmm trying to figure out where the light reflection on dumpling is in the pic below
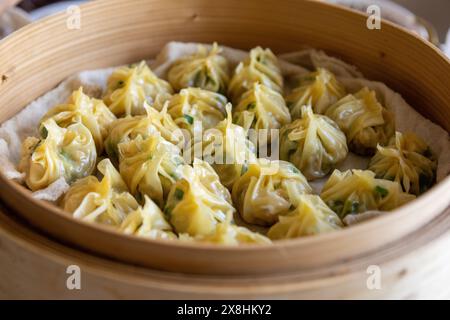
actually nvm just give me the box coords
[168,43,229,94]
[280,105,348,180]
[233,83,291,133]
[369,132,436,195]
[118,134,185,208]
[103,61,173,117]
[19,119,96,191]
[167,87,227,134]
[105,103,183,162]
[228,47,283,103]
[286,68,346,117]
[179,212,270,245]
[41,87,116,153]
[321,169,415,219]
[164,159,235,237]
[232,159,312,226]
[268,194,342,239]
[62,159,137,225]
[119,195,176,239]
[187,104,257,188]
[325,87,395,156]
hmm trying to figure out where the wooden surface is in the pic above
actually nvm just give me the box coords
[1,201,449,299]
[0,0,449,277]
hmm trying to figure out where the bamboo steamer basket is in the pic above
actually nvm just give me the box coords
[0,0,450,298]
[1,203,450,299]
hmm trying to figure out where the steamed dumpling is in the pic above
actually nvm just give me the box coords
[105,103,182,162]
[180,213,270,245]
[103,61,173,117]
[41,87,116,153]
[232,159,312,226]
[369,132,437,195]
[228,47,283,103]
[164,159,235,237]
[118,134,185,207]
[167,43,229,94]
[19,119,96,191]
[325,87,395,155]
[280,105,348,180]
[119,195,176,240]
[195,221,271,245]
[62,159,137,225]
[233,83,291,133]
[188,104,257,188]
[267,194,343,239]
[167,87,227,134]
[321,169,416,219]
[286,68,346,118]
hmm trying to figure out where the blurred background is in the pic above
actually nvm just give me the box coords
[393,0,449,41]
[1,0,449,55]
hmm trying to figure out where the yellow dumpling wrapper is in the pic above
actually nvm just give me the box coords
[321,169,416,219]
[19,119,96,191]
[233,83,291,133]
[187,104,257,188]
[180,213,270,245]
[118,134,185,208]
[41,87,116,153]
[62,159,138,226]
[280,105,348,180]
[286,68,346,117]
[369,132,437,195]
[164,159,235,237]
[167,87,227,134]
[103,61,173,117]
[119,195,176,240]
[325,87,395,156]
[232,159,312,226]
[168,42,230,94]
[105,102,182,161]
[268,194,343,240]
[228,46,283,103]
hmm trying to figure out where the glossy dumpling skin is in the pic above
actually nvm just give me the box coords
[103,61,173,117]
[268,194,343,239]
[228,47,283,103]
[321,169,416,219]
[167,87,227,134]
[280,105,348,180]
[167,43,230,94]
[188,104,257,188]
[197,222,271,245]
[286,68,346,118]
[62,159,138,225]
[180,214,271,245]
[19,119,96,191]
[118,134,185,207]
[325,87,395,156]
[119,195,176,240]
[164,159,235,237]
[105,103,182,162]
[232,159,312,226]
[41,87,116,153]
[369,132,437,195]
[233,83,291,132]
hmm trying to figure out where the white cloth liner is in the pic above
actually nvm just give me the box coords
[0,42,448,226]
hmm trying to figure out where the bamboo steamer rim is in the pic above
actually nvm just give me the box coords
[1,201,450,298]
[0,0,449,275]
